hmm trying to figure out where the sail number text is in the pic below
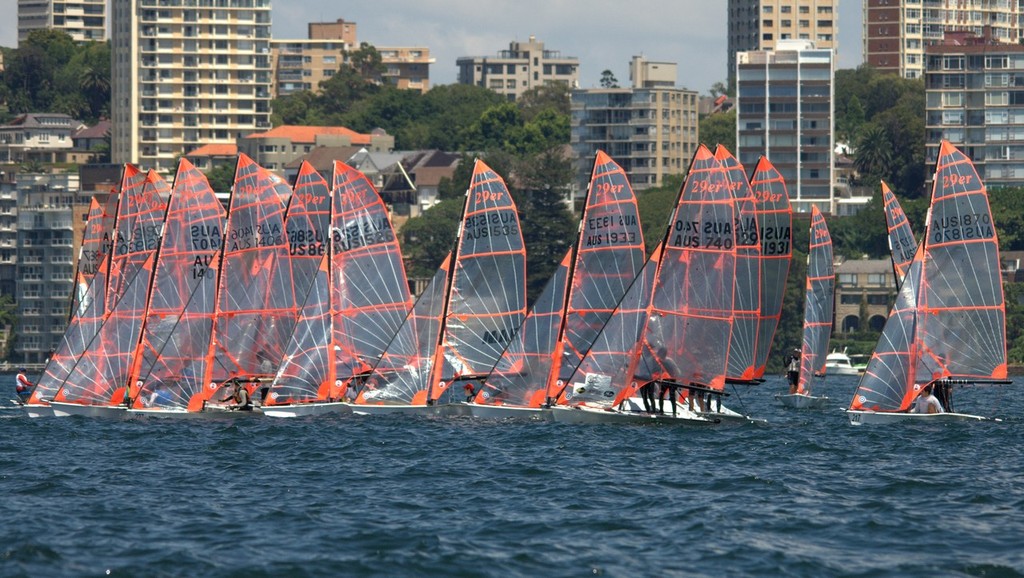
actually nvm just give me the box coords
[931,213,994,243]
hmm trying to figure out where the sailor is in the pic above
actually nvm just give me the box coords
[232,380,251,411]
[640,381,658,414]
[786,349,800,394]
[463,382,476,403]
[913,385,944,414]
[15,368,32,403]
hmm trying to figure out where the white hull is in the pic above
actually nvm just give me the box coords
[127,406,258,419]
[24,404,54,418]
[50,402,128,418]
[346,402,463,417]
[847,410,995,425]
[466,403,551,420]
[260,402,352,418]
[550,404,718,425]
[776,393,829,409]
[824,366,861,376]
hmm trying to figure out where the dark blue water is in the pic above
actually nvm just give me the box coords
[2,375,1023,577]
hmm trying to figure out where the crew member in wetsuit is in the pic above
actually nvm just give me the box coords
[15,368,32,404]
[786,349,800,394]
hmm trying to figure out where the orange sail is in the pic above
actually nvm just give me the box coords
[851,141,1007,412]
[796,206,834,396]
[131,159,226,411]
[565,144,738,407]
[881,181,917,288]
[70,194,118,319]
[359,160,525,406]
[329,160,412,393]
[478,150,645,408]
[29,166,145,406]
[748,157,793,378]
[717,145,761,382]
[55,169,170,406]
[206,154,294,384]
[263,162,334,405]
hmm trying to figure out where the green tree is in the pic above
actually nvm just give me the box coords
[709,80,733,98]
[599,69,619,88]
[516,83,570,120]
[400,197,465,278]
[699,109,736,152]
[204,163,235,194]
[854,124,894,186]
[270,90,320,126]
[347,42,386,83]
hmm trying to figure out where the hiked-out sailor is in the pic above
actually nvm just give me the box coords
[15,368,32,403]
[912,384,944,414]
[785,349,800,394]
[230,379,251,411]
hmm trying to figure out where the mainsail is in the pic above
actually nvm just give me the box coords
[881,181,917,287]
[359,159,525,406]
[478,150,645,407]
[54,170,170,406]
[850,141,1007,412]
[29,166,146,406]
[70,194,118,318]
[748,157,793,378]
[796,206,834,396]
[566,144,737,407]
[717,146,761,382]
[207,154,294,383]
[263,163,334,405]
[329,160,412,394]
[131,159,225,411]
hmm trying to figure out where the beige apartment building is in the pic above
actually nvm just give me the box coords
[18,0,106,43]
[865,0,1023,80]
[570,56,698,195]
[457,36,580,100]
[110,0,273,174]
[736,40,834,214]
[727,0,838,86]
[273,19,433,97]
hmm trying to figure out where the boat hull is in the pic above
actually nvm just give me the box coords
[824,366,861,376]
[550,405,718,425]
[346,402,463,417]
[847,410,994,425]
[50,402,128,418]
[776,393,829,409]
[467,403,551,420]
[24,404,55,418]
[260,402,352,418]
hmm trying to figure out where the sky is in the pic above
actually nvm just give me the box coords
[0,0,862,95]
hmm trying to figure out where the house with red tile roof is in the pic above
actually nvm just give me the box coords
[237,125,393,173]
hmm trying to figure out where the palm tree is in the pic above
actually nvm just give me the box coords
[854,124,893,181]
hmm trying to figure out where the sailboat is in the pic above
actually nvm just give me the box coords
[776,206,833,409]
[202,154,295,407]
[127,159,226,416]
[24,167,144,417]
[262,160,412,417]
[469,150,645,419]
[749,157,794,378]
[848,141,1010,424]
[351,159,526,415]
[881,181,917,287]
[552,144,746,425]
[50,170,171,417]
[70,194,119,320]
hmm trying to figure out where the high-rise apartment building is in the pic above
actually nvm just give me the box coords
[924,35,1024,187]
[727,0,838,87]
[272,19,433,97]
[736,40,834,214]
[865,0,1023,80]
[457,36,579,100]
[110,0,273,173]
[18,0,106,43]
[14,172,87,364]
[571,56,699,194]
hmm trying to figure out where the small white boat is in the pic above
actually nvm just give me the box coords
[847,410,995,425]
[466,403,551,420]
[823,349,862,376]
